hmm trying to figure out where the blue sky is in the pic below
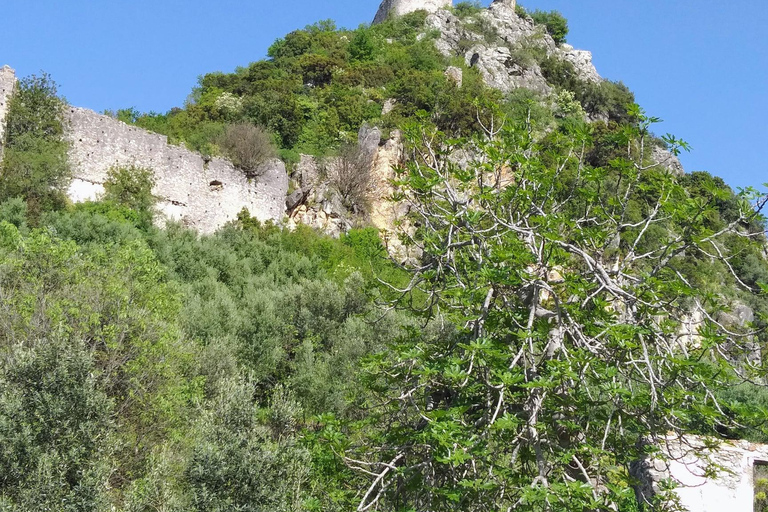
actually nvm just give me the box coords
[1,0,766,189]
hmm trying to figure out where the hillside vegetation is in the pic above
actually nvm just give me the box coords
[1,4,768,512]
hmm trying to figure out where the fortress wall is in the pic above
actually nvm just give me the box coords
[0,66,17,155]
[635,436,768,511]
[66,107,288,234]
[373,0,452,24]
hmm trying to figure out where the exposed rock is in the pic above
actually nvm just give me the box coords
[382,98,398,116]
[444,66,463,88]
[717,302,755,329]
[369,130,403,234]
[426,3,600,95]
[358,124,382,158]
[373,0,452,24]
[678,306,706,348]
[296,154,321,191]
[650,145,685,176]
[287,204,351,239]
[367,130,420,264]
[468,45,551,94]
[559,44,601,83]
[285,188,308,213]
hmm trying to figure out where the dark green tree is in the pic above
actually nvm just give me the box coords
[103,166,157,229]
[531,9,569,44]
[0,73,70,218]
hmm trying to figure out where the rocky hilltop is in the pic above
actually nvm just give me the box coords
[0,3,765,512]
[429,1,600,93]
[0,0,682,237]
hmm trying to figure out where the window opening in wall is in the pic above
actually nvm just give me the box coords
[209,180,223,191]
[755,462,768,512]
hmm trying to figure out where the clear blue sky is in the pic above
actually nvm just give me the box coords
[1,0,766,190]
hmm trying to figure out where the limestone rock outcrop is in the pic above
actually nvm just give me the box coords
[650,145,685,176]
[373,0,452,24]
[426,2,600,95]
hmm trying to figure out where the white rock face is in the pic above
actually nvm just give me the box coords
[373,0,452,24]
[650,145,685,176]
[67,178,105,203]
[426,2,600,95]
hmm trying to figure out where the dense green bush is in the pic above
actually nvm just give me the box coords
[217,122,277,175]
[103,166,156,229]
[453,1,483,18]
[540,55,635,122]
[185,379,310,512]
[530,9,569,44]
[0,336,112,511]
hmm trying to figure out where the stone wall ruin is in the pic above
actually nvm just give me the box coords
[373,0,452,24]
[635,436,768,512]
[65,107,288,234]
[0,63,288,234]
[0,65,17,157]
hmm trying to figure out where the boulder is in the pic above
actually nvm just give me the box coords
[650,145,685,176]
[445,66,463,88]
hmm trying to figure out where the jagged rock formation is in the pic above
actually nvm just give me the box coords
[0,65,16,157]
[427,2,599,94]
[373,0,452,24]
[66,107,288,234]
[650,145,685,176]
[286,125,394,240]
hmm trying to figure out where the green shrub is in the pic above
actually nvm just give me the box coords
[103,165,156,228]
[218,123,277,175]
[530,9,569,44]
[0,336,112,511]
[454,1,483,17]
[185,379,310,512]
[540,56,635,122]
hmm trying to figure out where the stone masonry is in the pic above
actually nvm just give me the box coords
[634,436,768,511]
[373,0,452,24]
[0,65,16,156]
[66,107,288,234]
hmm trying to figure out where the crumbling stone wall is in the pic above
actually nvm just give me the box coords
[0,65,16,156]
[635,436,768,511]
[373,0,452,24]
[66,107,288,234]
